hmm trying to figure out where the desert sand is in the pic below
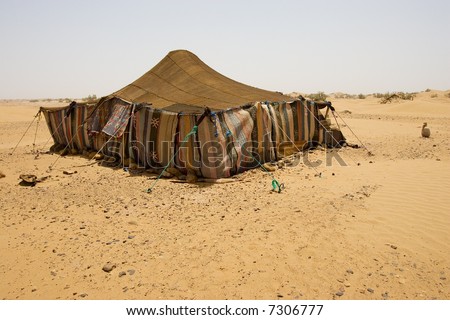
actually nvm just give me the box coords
[0,91,449,300]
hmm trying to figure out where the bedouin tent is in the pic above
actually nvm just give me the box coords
[40,50,345,180]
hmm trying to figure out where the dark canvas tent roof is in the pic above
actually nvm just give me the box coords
[108,50,291,112]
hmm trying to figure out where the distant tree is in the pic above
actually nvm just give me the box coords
[307,91,328,102]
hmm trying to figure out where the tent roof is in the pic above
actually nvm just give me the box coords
[108,50,291,111]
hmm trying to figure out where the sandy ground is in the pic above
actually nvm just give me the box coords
[0,91,449,300]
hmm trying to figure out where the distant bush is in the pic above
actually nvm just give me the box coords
[431,93,438,98]
[357,94,366,99]
[373,93,384,98]
[82,94,98,103]
[307,91,328,101]
[425,88,431,92]
[29,99,39,103]
[446,92,450,98]
[379,91,416,104]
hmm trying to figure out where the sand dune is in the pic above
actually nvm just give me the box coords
[0,93,449,300]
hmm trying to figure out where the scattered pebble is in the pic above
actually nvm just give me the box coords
[127,269,135,276]
[335,291,344,297]
[367,288,374,293]
[102,262,116,273]
[118,271,126,277]
[346,269,354,274]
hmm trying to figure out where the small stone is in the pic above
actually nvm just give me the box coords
[166,167,183,178]
[127,269,135,275]
[186,172,198,183]
[118,271,126,277]
[161,171,174,178]
[390,245,397,250]
[102,262,116,273]
[382,292,389,299]
[79,293,88,298]
[367,288,374,293]
[277,294,283,298]
[440,276,446,280]
[346,269,354,274]
[344,282,351,288]
[335,291,344,297]
[262,163,276,172]
[128,235,135,239]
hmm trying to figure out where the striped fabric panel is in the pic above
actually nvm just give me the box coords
[92,133,122,157]
[197,113,232,179]
[222,108,255,174]
[133,107,178,168]
[267,103,282,149]
[46,109,71,146]
[175,114,201,174]
[71,104,94,150]
[306,100,319,143]
[255,103,275,163]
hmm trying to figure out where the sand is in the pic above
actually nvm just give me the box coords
[0,92,449,300]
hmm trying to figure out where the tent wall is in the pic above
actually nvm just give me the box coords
[41,97,342,179]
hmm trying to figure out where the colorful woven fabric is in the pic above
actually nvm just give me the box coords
[41,96,343,178]
[102,102,132,138]
[132,107,178,168]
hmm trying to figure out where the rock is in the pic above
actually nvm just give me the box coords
[344,282,351,288]
[161,171,174,178]
[367,288,374,293]
[102,262,116,273]
[127,269,135,276]
[118,271,126,277]
[262,163,276,172]
[0,171,5,178]
[93,153,104,160]
[129,161,138,170]
[79,293,88,298]
[335,291,344,297]
[19,174,38,186]
[122,158,130,167]
[166,167,183,178]
[346,269,354,274]
[63,170,77,175]
[390,245,397,250]
[127,235,135,239]
[382,292,389,299]
[186,172,198,183]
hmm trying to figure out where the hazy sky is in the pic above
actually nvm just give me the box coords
[0,0,449,99]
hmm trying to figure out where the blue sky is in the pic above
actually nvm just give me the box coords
[0,0,449,99]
